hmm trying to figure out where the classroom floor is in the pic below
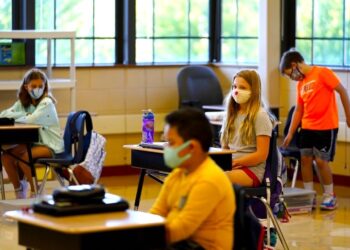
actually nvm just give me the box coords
[0,175,349,250]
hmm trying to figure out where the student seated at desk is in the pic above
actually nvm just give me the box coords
[220,69,275,187]
[0,68,64,199]
[149,108,235,250]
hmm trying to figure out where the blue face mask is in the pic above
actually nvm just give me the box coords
[164,141,192,169]
[28,88,44,100]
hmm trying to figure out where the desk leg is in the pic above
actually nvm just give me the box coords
[134,169,146,211]
[26,144,38,195]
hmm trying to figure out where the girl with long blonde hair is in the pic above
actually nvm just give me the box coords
[221,69,275,187]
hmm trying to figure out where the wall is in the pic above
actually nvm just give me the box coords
[0,66,235,169]
[1,66,350,179]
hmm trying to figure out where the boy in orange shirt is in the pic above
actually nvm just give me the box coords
[279,48,350,210]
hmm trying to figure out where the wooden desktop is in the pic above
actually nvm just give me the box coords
[5,209,166,250]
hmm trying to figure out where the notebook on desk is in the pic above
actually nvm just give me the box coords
[0,117,15,126]
[32,193,129,217]
[139,142,168,150]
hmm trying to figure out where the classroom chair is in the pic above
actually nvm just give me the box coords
[177,65,223,110]
[35,111,93,195]
[240,130,289,250]
[279,106,301,187]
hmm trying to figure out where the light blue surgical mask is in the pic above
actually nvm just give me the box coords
[164,141,192,169]
[28,88,44,100]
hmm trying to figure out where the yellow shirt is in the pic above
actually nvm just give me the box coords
[150,157,235,250]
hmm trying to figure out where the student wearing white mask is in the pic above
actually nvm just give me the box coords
[150,108,235,250]
[0,68,64,199]
[221,69,276,187]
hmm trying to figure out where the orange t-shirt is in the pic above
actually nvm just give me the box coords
[297,66,339,130]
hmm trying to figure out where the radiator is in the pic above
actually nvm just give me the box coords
[59,113,168,135]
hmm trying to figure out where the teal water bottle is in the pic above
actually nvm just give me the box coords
[142,109,154,143]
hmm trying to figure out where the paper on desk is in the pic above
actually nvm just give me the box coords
[205,111,224,122]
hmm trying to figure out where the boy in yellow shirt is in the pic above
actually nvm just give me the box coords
[150,108,235,250]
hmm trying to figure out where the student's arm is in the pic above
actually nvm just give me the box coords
[232,135,270,167]
[282,103,303,148]
[335,83,350,127]
[166,181,224,243]
[0,101,26,119]
[15,98,58,126]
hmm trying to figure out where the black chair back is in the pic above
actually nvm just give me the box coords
[177,65,223,109]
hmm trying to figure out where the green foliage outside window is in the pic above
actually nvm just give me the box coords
[3,0,349,67]
[221,0,259,65]
[296,0,350,67]
[35,0,115,65]
[0,0,11,30]
[136,0,209,64]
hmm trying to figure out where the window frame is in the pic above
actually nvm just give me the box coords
[134,0,213,64]
[6,0,262,67]
[281,0,350,68]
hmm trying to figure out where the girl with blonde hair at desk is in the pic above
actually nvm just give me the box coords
[0,68,64,199]
[221,69,275,187]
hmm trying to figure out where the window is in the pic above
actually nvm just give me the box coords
[221,0,259,65]
[135,0,210,64]
[295,0,350,67]
[35,0,116,66]
[3,0,261,66]
[0,0,12,31]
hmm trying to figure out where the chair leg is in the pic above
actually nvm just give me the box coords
[67,168,79,185]
[291,160,299,188]
[37,166,51,195]
[260,197,289,250]
[53,169,66,187]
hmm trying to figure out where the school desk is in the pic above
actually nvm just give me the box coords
[123,144,234,210]
[5,209,166,250]
[0,124,40,199]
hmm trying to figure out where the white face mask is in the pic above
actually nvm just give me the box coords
[28,87,44,100]
[232,89,251,104]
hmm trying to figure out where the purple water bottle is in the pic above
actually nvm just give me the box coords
[142,109,154,143]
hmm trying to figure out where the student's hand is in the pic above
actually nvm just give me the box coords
[232,159,245,169]
[281,133,293,148]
